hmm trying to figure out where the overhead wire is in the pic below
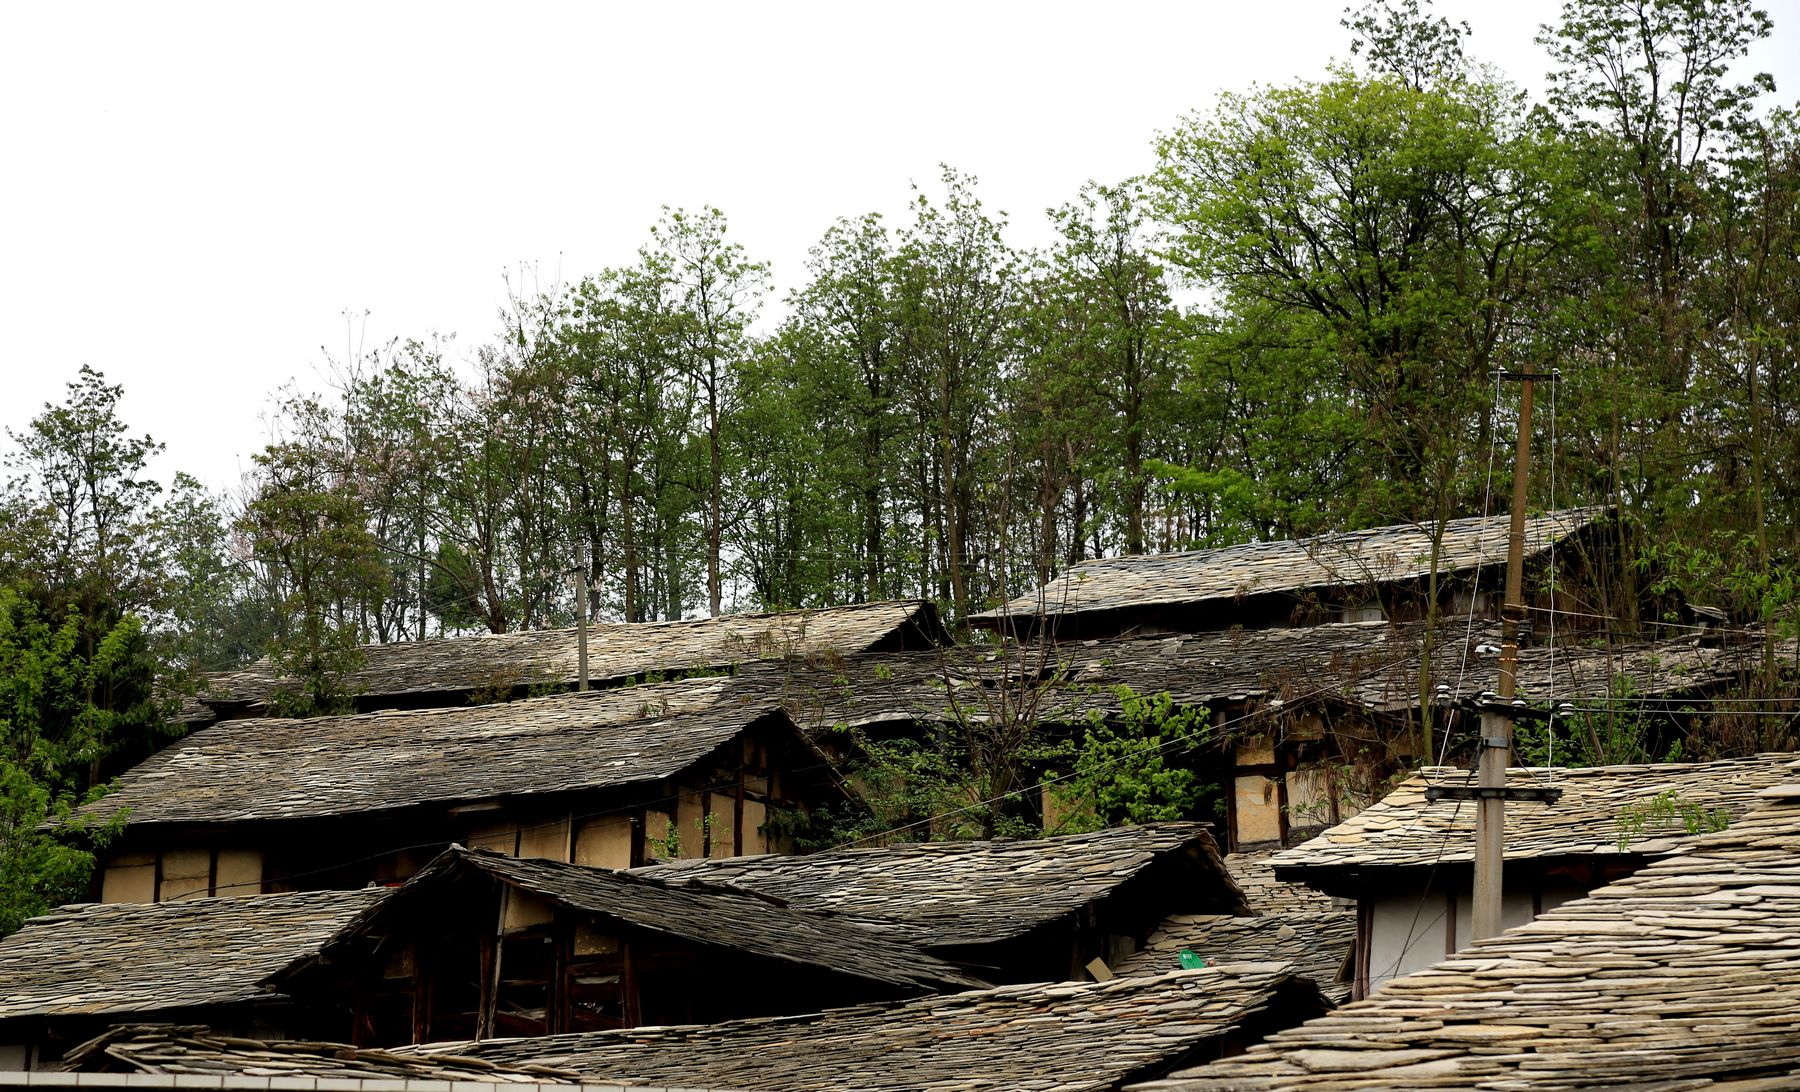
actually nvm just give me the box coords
[1547,368,1558,777]
[1436,370,1506,778]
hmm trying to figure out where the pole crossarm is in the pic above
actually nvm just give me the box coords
[1425,785,1565,804]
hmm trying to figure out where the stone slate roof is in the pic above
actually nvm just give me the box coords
[60,1026,583,1084]
[0,890,384,1022]
[971,508,1606,627]
[1117,914,1356,1004]
[1137,771,1800,1091]
[78,678,818,830]
[405,967,1328,1092]
[768,621,1777,740]
[633,823,1249,948]
[1224,852,1339,915]
[188,600,937,720]
[1271,754,1793,886]
[293,847,985,994]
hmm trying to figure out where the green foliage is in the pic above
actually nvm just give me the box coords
[1615,790,1734,851]
[239,431,384,717]
[1512,675,1691,769]
[1047,686,1217,834]
[0,584,152,932]
[0,766,104,935]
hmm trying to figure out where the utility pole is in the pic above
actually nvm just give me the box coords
[1426,362,1561,943]
[575,542,590,693]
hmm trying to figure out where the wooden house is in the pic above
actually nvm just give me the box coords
[969,507,1608,640]
[1268,754,1793,998]
[73,678,848,902]
[636,822,1249,983]
[272,846,983,1046]
[0,889,383,1069]
[768,618,1784,854]
[179,600,943,728]
[394,966,1328,1092]
[1142,762,1800,1091]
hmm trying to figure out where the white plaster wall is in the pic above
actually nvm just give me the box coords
[1367,883,1450,993]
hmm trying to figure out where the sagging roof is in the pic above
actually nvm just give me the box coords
[0,890,384,1023]
[78,678,820,831]
[1137,769,1800,1091]
[1117,914,1356,1004]
[970,507,1607,631]
[633,823,1250,949]
[287,847,985,994]
[187,599,940,720]
[403,967,1328,1092]
[60,1025,583,1084]
[1271,754,1793,889]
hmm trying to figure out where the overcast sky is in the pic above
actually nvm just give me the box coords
[4,1,1797,493]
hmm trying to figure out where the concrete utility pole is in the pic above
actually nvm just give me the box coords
[576,542,590,692]
[1427,362,1561,943]
[1473,363,1536,942]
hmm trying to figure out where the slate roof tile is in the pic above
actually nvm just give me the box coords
[1223,853,1339,915]
[1271,754,1794,876]
[60,1025,583,1084]
[402,968,1327,1092]
[300,847,986,993]
[1118,914,1356,1004]
[0,891,384,1021]
[632,823,1248,948]
[78,680,810,830]
[972,509,1606,626]
[1135,762,1800,1091]
[769,621,1781,735]
[191,602,936,717]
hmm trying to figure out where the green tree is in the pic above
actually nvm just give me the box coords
[650,206,769,617]
[1047,686,1216,834]
[891,167,1018,620]
[239,410,387,716]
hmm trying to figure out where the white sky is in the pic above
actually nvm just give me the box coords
[4,0,1797,493]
